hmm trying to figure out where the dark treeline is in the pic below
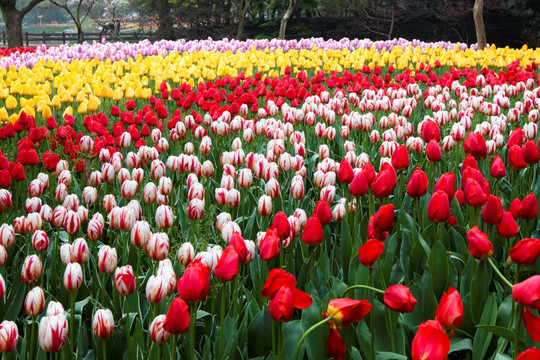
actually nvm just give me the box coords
[150,0,540,47]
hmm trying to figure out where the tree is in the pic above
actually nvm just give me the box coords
[279,0,296,39]
[0,0,44,48]
[473,0,487,49]
[49,0,98,43]
[232,0,250,40]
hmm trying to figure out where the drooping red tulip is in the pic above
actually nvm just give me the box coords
[384,285,417,313]
[467,226,493,260]
[510,238,540,266]
[513,275,540,310]
[522,307,540,342]
[326,327,346,360]
[230,232,250,264]
[358,239,385,268]
[325,298,372,326]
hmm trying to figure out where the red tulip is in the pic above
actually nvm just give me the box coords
[510,238,540,266]
[434,172,455,200]
[214,245,239,282]
[384,285,417,312]
[490,155,506,178]
[373,204,394,232]
[411,320,450,360]
[463,131,487,159]
[513,275,540,310]
[262,269,296,299]
[314,200,332,226]
[163,297,190,334]
[508,145,528,169]
[420,120,441,143]
[391,145,409,171]
[496,211,518,238]
[230,232,250,263]
[358,239,384,268]
[349,170,369,197]
[325,298,372,326]
[467,226,493,260]
[507,127,524,149]
[427,190,450,222]
[370,169,394,198]
[177,259,210,303]
[522,307,540,342]
[259,228,281,260]
[464,178,487,207]
[455,189,465,207]
[509,198,521,218]
[435,287,463,331]
[337,158,354,184]
[270,211,290,240]
[516,346,540,360]
[301,215,323,246]
[326,327,346,360]
[426,140,442,162]
[481,195,503,225]
[11,163,25,181]
[522,140,540,164]
[518,193,538,220]
[462,154,479,172]
[269,286,295,322]
[407,167,428,198]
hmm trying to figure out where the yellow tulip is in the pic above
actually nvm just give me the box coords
[0,107,8,122]
[41,105,52,119]
[63,106,73,118]
[8,113,18,124]
[5,95,17,110]
[78,101,88,115]
[113,88,123,101]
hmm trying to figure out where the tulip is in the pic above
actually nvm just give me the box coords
[464,178,487,207]
[270,211,291,240]
[13,216,27,234]
[131,220,151,247]
[39,314,68,352]
[178,242,195,266]
[326,327,346,360]
[187,198,205,220]
[518,193,538,220]
[426,140,442,162]
[92,309,114,338]
[177,259,210,303]
[258,195,272,216]
[325,298,372,326]
[301,215,324,246]
[370,168,395,198]
[427,190,450,223]
[467,226,493,260]
[24,286,45,316]
[147,233,169,262]
[0,246,5,267]
[102,194,117,213]
[64,263,83,291]
[337,158,354,184]
[0,224,14,248]
[158,177,173,196]
[434,172,455,200]
[391,145,409,171]
[513,275,540,310]
[215,245,239,282]
[225,189,240,208]
[98,246,117,273]
[26,197,42,214]
[373,204,395,232]
[63,210,80,235]
[407,167,428,198]
[522,307,540,342]
[114,266,135,296]
[516,347,540,360]
[155,205,174,229]
[143,183,157,204]
[0,321,18,353]
[435,287,463,331]
[490,155,506,178]
[150,315,171,344]
[314,199,332,226]
[0,190,12,212]
[358,239,385,267]
[146,275,168,303]
[163,297,190,334]
[259,228,281,260]
[411,320,450,360]
[384,285,417,312]
[481,195,503,225]
[21,254,42,285]
[510,238,540,266]
[87,219,103,241]
[31,230,49,253]
[120,180,138,199]
[496,210,518,238]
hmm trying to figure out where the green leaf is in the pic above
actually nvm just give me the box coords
[247,306,272,357]
[427,240,449,299]
[492,352,513,360]
[470,260,491,325]
[450,337,473,353]
[281,320,303,359]
[376,352,407,360]
[472,295,497,360]
[475,325,519,343]
[301,295,326,360]
[340,219,352,283]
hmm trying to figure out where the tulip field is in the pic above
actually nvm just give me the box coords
[0,37,540,359]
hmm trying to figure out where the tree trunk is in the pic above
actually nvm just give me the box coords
[0,7,22,47]
[77,24,83,43]
[473,0,486,50]
[278,0,296,40]
[156,0,174,40]
[236,0,249,40]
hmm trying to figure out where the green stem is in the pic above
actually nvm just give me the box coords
[70,291,77,351]
[341,284,385,297]
[369,268,375,360]
[277,323,283,359]
[29,317,36,360]
[293,316,333,360]
[487,258,513,289]
[218,285,225,358]
[171,334,177,360]
[385,307,396,353]
[189,304,196,360]
[514,304,523,359]
[272,320,276,359]
[125,297,131,359]
[102,338,107,360]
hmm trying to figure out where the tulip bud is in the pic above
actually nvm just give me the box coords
[39,314,68,352]
[93,309,114,338]
[155,205,173,229]
[131,220,151,247]
[54,183,68,203]
[63,194,79,212]
[0,224,14,249]
[178,242,195,265]
[21,254,42,285]
[0,321,18,353]
[24,286,45,316]
[142,183,157,204]
[188,199,205,220]
[87,219,103,241]
[52,206,67,227]
[46,301,65,317]
[150,315,170,344]
[114,265,135,296]
[146,275,168,303]
[13,216,27,234]
[60,243,71,266]
[146,233,169,261]
[102,194,117,213]
[63,210,80,235]
[64,263,83,291]
[70,238,89,264]
[157,265,177,293]
[98,246,117,274]
[0,245,6,267]
[39,205,53,223]
[258,195,272,216]
[28,179,44,197]
[32,230,49,253]
[120,180,138,199]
